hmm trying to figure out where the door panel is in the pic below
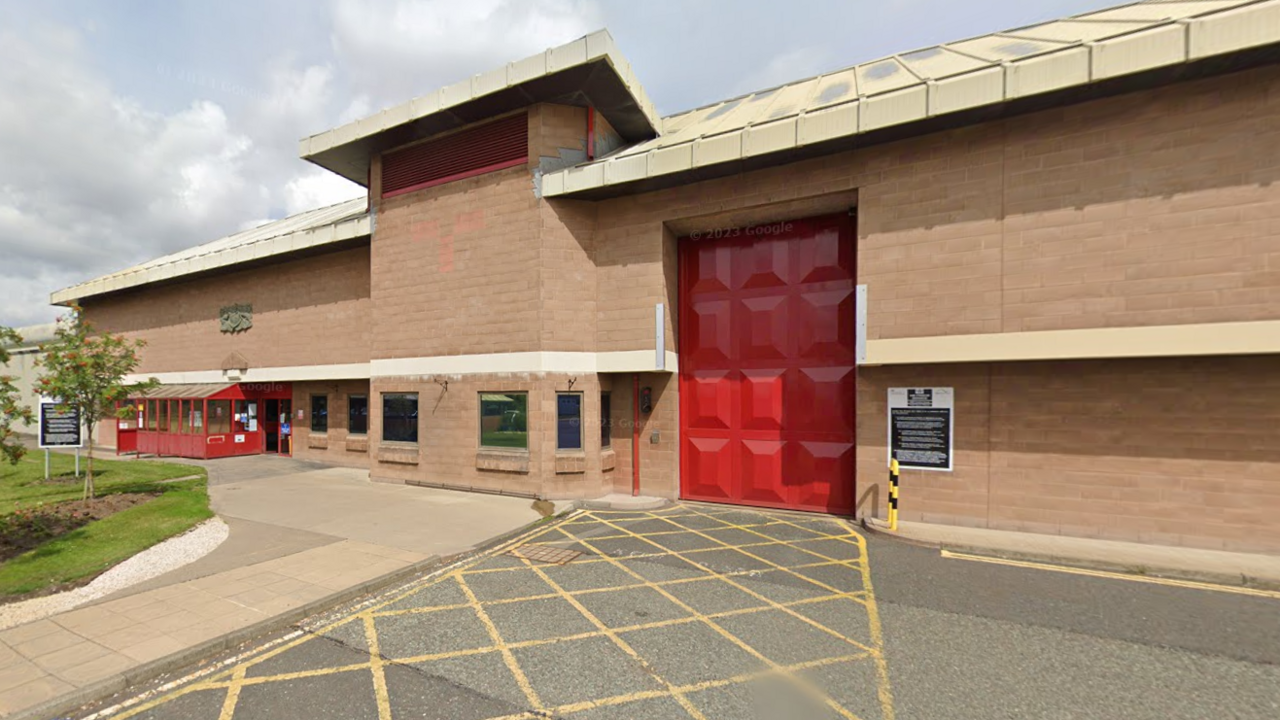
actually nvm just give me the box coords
[680,214,856,514]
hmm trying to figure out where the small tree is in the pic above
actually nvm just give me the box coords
[1,326,34,467]
[36,306,156,499]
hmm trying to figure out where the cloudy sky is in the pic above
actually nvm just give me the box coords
[0,0,1118,327]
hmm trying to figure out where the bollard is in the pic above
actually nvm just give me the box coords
[888,458,900,531]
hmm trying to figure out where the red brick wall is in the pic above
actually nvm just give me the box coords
[372,164,541,359]
[84,246,372,374]
[590,64,1280,345]
[856,356,1280,554]
[365,375,613,500]
[291,379,373,468]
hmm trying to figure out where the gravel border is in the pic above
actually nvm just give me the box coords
[0,517,230,630]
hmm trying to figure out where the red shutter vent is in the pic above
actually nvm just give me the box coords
[382,113,529,198]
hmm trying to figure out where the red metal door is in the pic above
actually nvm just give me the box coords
[679,214,857,514]
[115,401,139,455]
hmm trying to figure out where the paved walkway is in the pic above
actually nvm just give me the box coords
[69,506,887,720]
[865,518,1280,585]
[0,457,545,719]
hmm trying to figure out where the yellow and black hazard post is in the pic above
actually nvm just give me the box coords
[888,458,901,531]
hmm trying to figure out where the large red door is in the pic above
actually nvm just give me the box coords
[679,214,857,514]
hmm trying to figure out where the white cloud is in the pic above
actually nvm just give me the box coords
[330,0,602,107]
[0,26,273,326]
[284,171,364,216]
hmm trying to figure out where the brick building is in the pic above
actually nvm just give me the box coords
[52,1,1280,552]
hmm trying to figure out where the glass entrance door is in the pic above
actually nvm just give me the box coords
[264,399,280,453]
[279,399,293,456]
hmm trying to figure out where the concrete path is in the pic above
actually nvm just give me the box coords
[864,517,1280,585]
[0,457,545,719]
[70,505,1280,720]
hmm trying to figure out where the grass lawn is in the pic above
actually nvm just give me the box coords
[480,431,529,449]
[0,452,212,598]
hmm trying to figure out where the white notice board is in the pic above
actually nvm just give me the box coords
[887,387,954,472]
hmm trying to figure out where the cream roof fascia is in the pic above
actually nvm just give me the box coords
[299,29,660,175]
[51,198,370,306]
[543,0,1279,197]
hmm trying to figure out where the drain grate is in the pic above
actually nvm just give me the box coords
[508,543,583,565]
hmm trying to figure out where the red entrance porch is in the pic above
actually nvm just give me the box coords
[128,382,294,460]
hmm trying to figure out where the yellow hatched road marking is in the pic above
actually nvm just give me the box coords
[679,507,895,719]
[515,555,710,719]
[216,667,245,720]
[940,550,1280,600]
[363,615,393,720]
[454,572,547,712]
[576,514,870,720]
[647,509,857,597]
[98,506,894,720]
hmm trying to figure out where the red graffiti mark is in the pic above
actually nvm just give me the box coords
[455,209,486,234]
[439,234,454,272]
[410,219,439,241]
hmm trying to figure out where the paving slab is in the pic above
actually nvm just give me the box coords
[0,457,545,720]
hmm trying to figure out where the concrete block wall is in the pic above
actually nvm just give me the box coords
[291,379,373,468]
[372,164,541,359]
[85,246,372,374]
[365,374,615,499]
[856,356,1280,554]
[591,64,1280,345]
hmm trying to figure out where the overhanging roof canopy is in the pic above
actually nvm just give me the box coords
[299,29,660,185]
[137,383,237,400]
[543,0,1280,198]
[52,198,369,306]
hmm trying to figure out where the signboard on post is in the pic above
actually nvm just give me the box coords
[38,398,83,449]
[887,387,953,471]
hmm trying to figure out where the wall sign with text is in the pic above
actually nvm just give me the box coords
[887,387,953,472]
[38,398,83,449]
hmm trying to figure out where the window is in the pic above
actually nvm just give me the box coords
[146,399,158,431]
[311,394,328,433]
[158,400,170,433]
[180,400,192,434]
[600,392,612,449]
[234,400,256,433]
[348,395,368,435]
[479,393,528,449]
[207,400,231,434]
[383,393,419,443]
[557,393,582,451]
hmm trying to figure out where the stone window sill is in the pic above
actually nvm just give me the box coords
[345,435,369,453]
[600,448,617,472]
[477,448,530,474]
[307,434,329,450]
[377,443,420,465]
[555,452,587,475]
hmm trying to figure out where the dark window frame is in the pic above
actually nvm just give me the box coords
[382,393,419,444]
[311,394,328,433]
[479,392,529,450]
[600,392,612,449]
[556,392,583,452]
[348,394,368,436]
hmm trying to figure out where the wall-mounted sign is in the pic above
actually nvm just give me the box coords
[219,303,253,333]
[38,398,82,449]
[888,387,953,472]
[234,434,246,444]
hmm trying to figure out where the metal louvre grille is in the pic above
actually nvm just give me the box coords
[382,113,529,198]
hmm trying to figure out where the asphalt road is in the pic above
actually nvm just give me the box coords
[867,534,1280,719]
[70,506,1280,720]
